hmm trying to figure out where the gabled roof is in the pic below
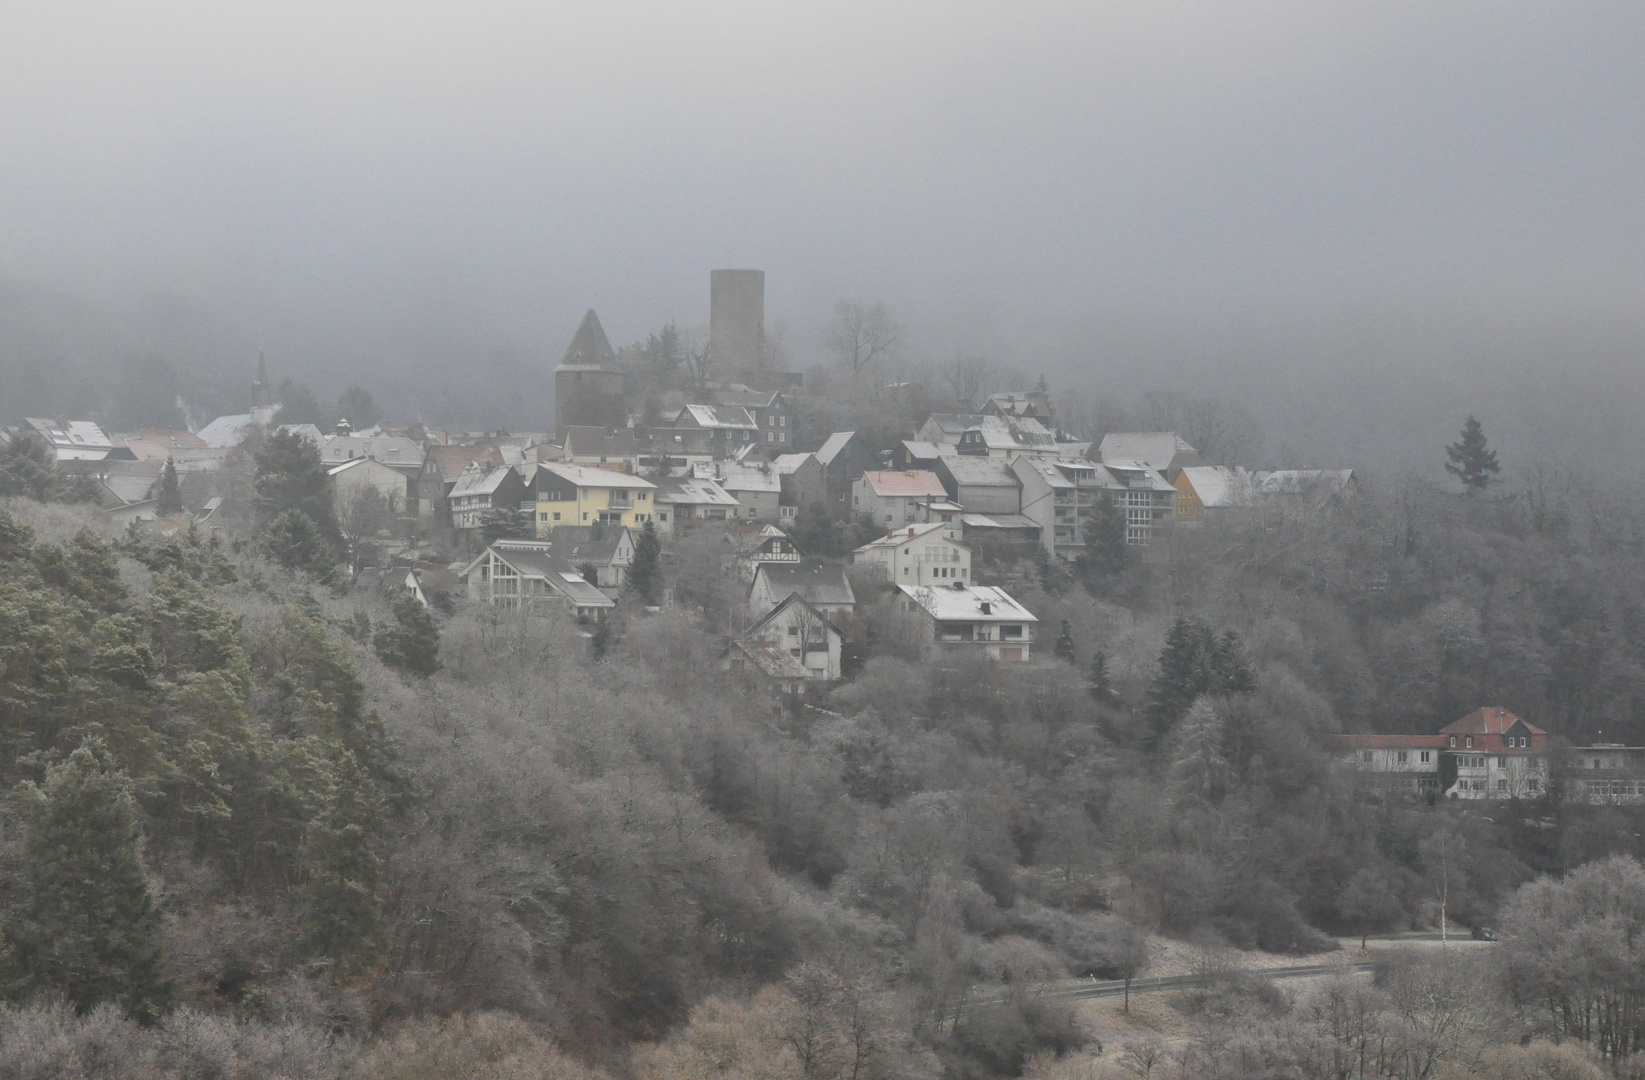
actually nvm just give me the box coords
[557,309,618,370]
[728,638,810,680]
[746,592,845,640]
[271,423,325,446]
[941,456,1020,487]
[657,477,741,506]
[814,432,863,466]
[320,435,424,467]
[773,453,817,474]
[897,583,1037,623]
[861,470,948,498]
[726,522,795,554]
[712,388,782,409]
[1442,707,1546,738]
[121,428,207,460]
[681,404,757,430]
[960,513,1040,530]
[752,560,856,608]
[901,440,957,460]
[429,444,513,484]
[448,463,518,500]
[923,414,987,436]
[1011,457,1076,489]
[327,456,404,478]
[1098,432,1203,472]
[1096,462,1176,491]
[855,521,964,552]
[195,414,260,448]
[1178,466,1253,508]
[539,525,631,564]
[711,461,783,493]
[1251,469,1357,494]
[25,418,115,451]
[538,463,657,490]
[976,415,1057,452]
[460,541,615,608]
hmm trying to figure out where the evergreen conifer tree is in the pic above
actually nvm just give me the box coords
[1445,415,1501,491]
[627,519,662,605]
[1077,492,1129,582]
[3,740,168,1021]
[1054,619,1076,663]
[155,457,183,516]
[261,509,335,577]
[1211,630,1257,694]
[1086,651,1112,699]
[253,430,338,537]
[374,592,441,676]
[1147,616,1219,727]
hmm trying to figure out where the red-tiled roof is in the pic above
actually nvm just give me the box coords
[1441,707,1545,737]
[863,470,947,498]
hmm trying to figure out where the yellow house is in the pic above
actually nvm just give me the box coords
[533,463,658,536]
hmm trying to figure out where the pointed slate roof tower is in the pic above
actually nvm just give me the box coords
[557,309,619,371]
[554,309,627,435]
[252,347,273,409]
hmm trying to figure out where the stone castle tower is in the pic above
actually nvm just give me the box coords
[709,269,764,376]
[554,310,627,436]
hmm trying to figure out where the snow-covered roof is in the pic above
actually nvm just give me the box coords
[25,418,115,451]
[862,470,948,498]
[1178,465,1253,507]
[1098,432,1202,471]
[448,463,515,499]
[897,583,1037,623]
[658,477,740,506]
[773,453,816,474]
[814,432,859,466]
[710,461,783,494]
[682,404,757,430]
[854,521,963,552]
[539,463,657,489]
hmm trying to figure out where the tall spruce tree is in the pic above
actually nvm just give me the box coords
[1146,616,1257,744]
[1445,415,1501,491]
[1054,619,1077,663]
[3,740,168,1021]
[253,430,338,537]
[1087,651,1112,699]
[375,592,441,676]
[155,457,183,516]
[627,519,662,605]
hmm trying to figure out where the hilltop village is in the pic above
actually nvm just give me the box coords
[6,269,1641,807]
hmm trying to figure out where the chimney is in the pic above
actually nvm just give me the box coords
[980,601,992,615]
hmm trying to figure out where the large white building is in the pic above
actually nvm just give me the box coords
[895,583,1037,662]
[853,522,970,587]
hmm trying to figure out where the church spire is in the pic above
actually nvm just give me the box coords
[253,346,272,409]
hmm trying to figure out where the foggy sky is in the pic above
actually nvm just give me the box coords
[2,2,1642,464]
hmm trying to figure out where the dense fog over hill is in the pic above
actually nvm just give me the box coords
[4,2,1644,468]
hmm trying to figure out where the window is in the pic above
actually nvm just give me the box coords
[1362,751,1374,763]
[582,513,588,521]
[1466,736,1474,748]
[552,512,562,522]
[1421,751,1431,763]
[658,512,668,521]
[1497,779,1508,790]
[638,492,647,501]
[1528,778,1539,791]
[1498,757,1508,767]
[1001,625,1023,639]
[539,512,548,522]
[1449,735,1457,747]
[1397,751,1408,764]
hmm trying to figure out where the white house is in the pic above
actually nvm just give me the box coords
[738,593,845,683]
[23,418,115,461]
[749,560,856,620]
[460,541,616,620]
[896,583,1038,662]
[853,522,971,587]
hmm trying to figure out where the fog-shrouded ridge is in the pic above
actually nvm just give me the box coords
[2,1,1642,466]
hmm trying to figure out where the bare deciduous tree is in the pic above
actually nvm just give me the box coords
[826,300,901,378]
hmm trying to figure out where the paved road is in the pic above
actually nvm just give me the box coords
[1044,961,1378,1003]
[958,961,1378,1015]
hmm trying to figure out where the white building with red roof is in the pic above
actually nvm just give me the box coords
[1331,706,1549,800]
[852,470,948,527]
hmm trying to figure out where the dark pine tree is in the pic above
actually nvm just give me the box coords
[374,592,441,677]
[253,430,339,539]
[3,740,168,1022]
[1087,651,1112,699]
[1147,616,1219,728]
[155,457,183,516]
[1076,491,1129,582]
[261,509,336,577]
[1212,630,1257,694]
[627,519,662,605]
[275,378,324,425]
[1445,415,1501,492]
[1054,619,1077,664]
